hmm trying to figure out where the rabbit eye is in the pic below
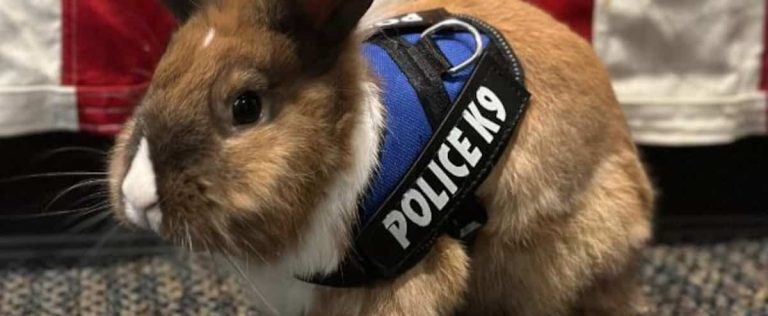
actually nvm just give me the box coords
[232,91,262,125]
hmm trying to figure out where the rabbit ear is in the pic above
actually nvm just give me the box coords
[296,0,373,29]
[299,0,338,28]
[297,0,373,34]
[285,0,374,70]
[160,0,199,22]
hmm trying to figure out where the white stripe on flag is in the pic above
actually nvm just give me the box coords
[0,0,78,136]
[0,86,78,136]
[0,0,63,86]
[593,0,768,145]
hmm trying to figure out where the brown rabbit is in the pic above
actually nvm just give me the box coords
[108,0,655,315]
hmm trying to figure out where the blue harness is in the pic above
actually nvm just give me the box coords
[305,9,530,287]
[360,32,490,224]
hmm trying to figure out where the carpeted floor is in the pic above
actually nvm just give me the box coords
[0,238,766,315]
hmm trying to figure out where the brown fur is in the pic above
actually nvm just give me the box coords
[311,237,470,316]
[110,0,369,261]
[109,0,654,315]
[309,1,654,315]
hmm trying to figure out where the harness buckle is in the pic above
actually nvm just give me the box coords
[420,19,483,75]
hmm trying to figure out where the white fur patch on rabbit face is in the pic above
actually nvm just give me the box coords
[122,137,163,233]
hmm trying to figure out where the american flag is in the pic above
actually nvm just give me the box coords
[0,0,765,146]
[0,0,175,136]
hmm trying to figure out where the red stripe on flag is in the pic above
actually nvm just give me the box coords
[61,0,176,134]
[526,0,595,41]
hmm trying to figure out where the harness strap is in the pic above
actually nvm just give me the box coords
[302,9,531,288]
[368,36,450,128]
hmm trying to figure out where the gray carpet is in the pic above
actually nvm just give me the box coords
[643,239,768,315]
[0,238,766,315]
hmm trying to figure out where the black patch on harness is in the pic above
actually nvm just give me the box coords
[303,9,531,287]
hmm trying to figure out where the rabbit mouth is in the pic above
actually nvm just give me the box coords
[123,201,162,233]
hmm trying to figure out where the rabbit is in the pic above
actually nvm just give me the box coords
[108,0,655,315]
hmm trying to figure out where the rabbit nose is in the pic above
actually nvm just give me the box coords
[121,137,163,233]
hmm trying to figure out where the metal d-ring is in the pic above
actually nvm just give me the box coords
[420,19,483,75]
